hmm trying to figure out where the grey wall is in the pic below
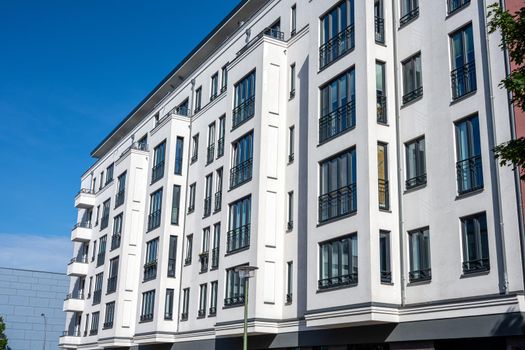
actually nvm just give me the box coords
[0,267,68,350]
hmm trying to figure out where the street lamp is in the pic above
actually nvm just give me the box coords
[40,313,47,350]
[235,265,258,350]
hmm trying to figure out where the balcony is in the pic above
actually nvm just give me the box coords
[211,248,219,269]
[75,189,95,209]
[67,257,88,277]
[63,292,85,312]
[59,331,81,347]
[319,25,355,69]
[230,158,253,189]
[151,161,165,184]
[115,190,125,208]
[402,86,423,105]
[451,61,476,100]
[409,268,431,283]
[227,224,250,253]
[71,222,92,242]
[217,138,225,158]
[318,272,358,290]
[224,295,245,307]
[203,197,212,218]
[207,144,215,165]
[406,173,427,190]
[147,209,161,231]
[143,260,158,281]
[400,7,419,27]
[214,191,222,213]
[318,184,357,223]
[457,155,483,194]
[377,94,387,124]
[375,16,385,43]
[319,100,355,144]
[378,179,389,211]
[199,252,209,273]
[463,258,490,274]
[232,96,255,129]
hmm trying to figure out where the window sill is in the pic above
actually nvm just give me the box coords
[455,187,484,201]
[450,90,477,106]
[317,210,357,227]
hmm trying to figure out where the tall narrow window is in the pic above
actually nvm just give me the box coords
[97,235,107,267]
[378,143,389,210]
[99,171,104,190]
[402,53,422,104]
[214,168,223,212]
[207,122,216,164]
[200,227,210,273]
[319,148,357,222]
[211,223,220,269]
[319,0,355,69]
[140,290,155,322]
[376,61,387,124]
[144,238,159,281]
[233,70,256,129]
[171,185,181,225]
[191,134,199,164]
[185,235,193,265]
[290,4,297,35]
[105,163,114,185]
[405,137,426,189]
[167,235,177,278]
[175,137,184,175]
[462,213,489,273]
[288,126,295,163]
[225,266,246,306]
[100,199,111,230]
[210,73,219,100]
[84,314,89,336]
[165,289,174,320]
[103,302,115,329]
[209,281,218,315]
[198,284,207,317]
[95,205,100,227]
[115,172,126,208]
[90,312,99,335]
[181,288,190,320]
[188,183,196,213]
[221,65,228,93]
[408,227,431,282]
[230,132,253,189]
[319,234,358,289]
[287,191,294,231]
[290,63,296,99]
[400,0,419,26]
[93,273,103,305]
[177,99,189,116]
[380,231,391,283]
[194,86,202,113]
[111,214,122,250]
[374,0,384,43]
[228,196,251,253]
[217,115,226,158]
[450,24,476,100]
[152,140,166,183]
[455,115,483,194]
[286,261,293,303]
[319,68,356,143]
[204,174,213,217]
[148,188,163,231]
[107,256,119,294]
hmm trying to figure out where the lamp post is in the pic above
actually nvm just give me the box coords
[40,313,47,350]
[235,265,258,350]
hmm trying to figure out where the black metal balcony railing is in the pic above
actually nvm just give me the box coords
[214,191,222,213]
[89,328,98,336]
[463,258,490,274]
[451,61,477,100]
[448,0,470,14]
[406,173,427,190]
[400,7,419,26]
[375,16,385,43]
[199,252,209,273]
[203,197,212,217]
[207,144,215,164]
[65,292,85,300]
[151,161,165,183]
[184,256,192,266]
[409,268,431,282]
[224,295,245,307]
[287,221,293,231]
[106,276,117,294]
[318,272,358,290]
[96,252,105,267]
[111,234,121,250]
[140,313,153,322]
[168,258,176,277]
[209,306,217,315]
[319,25,355,69]
[147,209,161,231]
[143,260,158,281]
[377,94,387,124]
[103,321,113,329]
[198,309,206,318]
[318,184,357,223]
[100,215,109,230]
[62,330,80,337]
[232,95,255,129]
[93,290,102,305]
[263,27,285,40]
[76,188,95,197]
[402,86,423,105]
[378,179,389,211]
[191,153,198,164]
[115,190,125,208]
[69,256,87,264]
[286,293,293,303]
[457,155,483,194]
[180,312,188,321]
[230,158,253,189]
[381,270,392,284]
[227,224,251,253]
[288,153,294,163]
[217,137,224,158]
[319,100,356,143]
[211,247,219,269]
[72,221,91,230]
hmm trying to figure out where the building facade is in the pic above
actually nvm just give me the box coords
[60,0,525,349]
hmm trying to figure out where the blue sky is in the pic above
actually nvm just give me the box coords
[0,0,239,272]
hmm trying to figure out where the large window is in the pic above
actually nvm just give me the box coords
[111,214,122,250]
[100,199,111,230]
[377,143,389,210]
[191,134,199,164]
[90,312,99,335]
[374,0,384,43]
[211,223,220,269]
[198,284,207,317]
[230,132,253,189]
[225,266,246,306]
[291,4,297,36]
[405,137,426,189]
[107,256,119,294]
[408,227,431,282]
[319,69,356,143]
[319,234,358,289]
[210,281,218,315]
[221,65,228,93]
[152,140,166,183]
[93,273,103,305]
[105,163,114,185]
[211,72,219,100]
[380,231,391,283]
[455,115,483,194]
[97,235,107,267]
[181,288,190,320]
[227,196,251,253]
[188,183,196,213]
[319,0,355,69]
[165,289,174,320]
[215,168,223,212]
[400,0,419,26]
[115,172,126,208]
[140,290,155,322]
[233,70,256,129]
[462,213,489,273]
[207,122,216,165]
[204,174,213,217]
[402,52,422,104]
[144,238,159,281]
[171,185,181,225]
[103,302,115,329]
[185,235,193,265]
[200,227,211,273]
[148,188,163,231]
[167,235,177,278]
[451,24,476,100]
[319,148,357,223]
[194,86,202,113]
[217,115,226,158]
[376,61,387,124]
[175,137,184,175]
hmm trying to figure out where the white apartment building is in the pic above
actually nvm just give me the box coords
[60,0,525,349]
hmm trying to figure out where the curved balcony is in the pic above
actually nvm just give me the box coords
[67,257,88,277]
[71,222,92,242]
[75,189,95,209]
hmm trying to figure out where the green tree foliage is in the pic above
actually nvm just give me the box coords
[0,316,8,350]
[488,4,525,179]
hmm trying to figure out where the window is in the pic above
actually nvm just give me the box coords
[92,240,97,262]
[90,312,99,335]
[233,70,256,129]
[209,281,218,315]
[319,0,355,69]
[450,24,476,100]
[287,191,294,231]
[84,314,89,336]
[408,227,431,282]
[111,214,122,250]
[291,4,297,36]
[402,52,422,104]
[100,199,111,230]
[175,137,184,175]
[462,213,489,273]
[171,185,181,225]
[448,0,470,14]
[188,183,196,213]
[286,261,293,303]
[380,231,391,283]
[211,73,219,100]
[148,188,163,231]
[400,0,419,26]
[115,172,126,208]
[198,284,207,317]
[376,61,387,124]
[105,163,114,185]
[230,132,253,189]
[144,238,159,281]
[221,65,228,93]
[181,288,190,320]
[99,171,104,190]
[288,126,295,163]
[185,234,193,265]
[207,122,216,164]
[378,143,389,210]
[211,223,220,269]
[228,196,251,253]
[87,276,93,299]
[290,63,296,99]
[319,234,358,289]
[455,115,483,194]
[95,205,100,227]
[217,115,226,158]
[165,289,174,320]
[103,302,115,329]
[200,227,211,273]
[405,137,426,189]
[319,148,357,223]
[137,134,148,148]
[194,86,202,113]
[225,266,246,306]
[177,98,189,116]
[97,235,107,267]
[191,134,199,164]
[152,141,166,183]
[107,256,119,294]
[214,168,223,212]
[319,68,356,143]
[374,0,384,43]
[167,235,177,278]
[204,174,213,217]
[140,290,155,322]
[93,273,103,305]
